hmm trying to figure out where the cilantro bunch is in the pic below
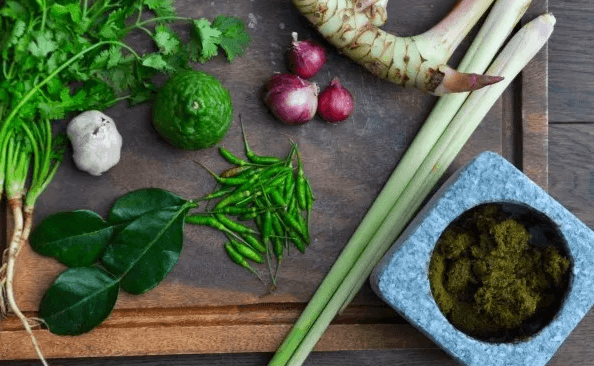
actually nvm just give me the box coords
[0,0,252,209]
[0,0,251,363]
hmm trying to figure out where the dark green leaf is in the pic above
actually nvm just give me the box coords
[28,30,57,58]
[141,53,174,72]
[30,210,114,267]
[127,83,156,107]
[109,188,189,223]
[38,100,66,120]
[153,24,180,55]
[212,15,252,62]
[144,0,177,18]
[7,19,26,47]
[191,18,221,63]
[91,48,110,69]
[97,63,135,93]
[98,9,127,40]
[49,3,81,23]
[40,267,120,335]
[1,1,28,21]
[101,203,192,294]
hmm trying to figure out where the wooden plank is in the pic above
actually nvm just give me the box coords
[548,123,594,228]
[521,1,550,190]
[1,323,436,360]
[548,0,594,123]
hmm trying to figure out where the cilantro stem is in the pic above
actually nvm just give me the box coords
[135,2,143,24]
[4,131,31,200]
[137,26,154,37]
[2,61,8,79]
[19,123,40,186]
[41,0,47,31]
[134,16,194,28]
[4,58,15,80]
[82,0,89,20]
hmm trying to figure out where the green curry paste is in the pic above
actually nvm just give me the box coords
[429,205,571,341]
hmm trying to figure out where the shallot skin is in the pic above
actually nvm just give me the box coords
[317,78,355,123]
[264,73,319,125]
[288,32,327,79]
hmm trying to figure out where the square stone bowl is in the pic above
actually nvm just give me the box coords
[370,151,594,366]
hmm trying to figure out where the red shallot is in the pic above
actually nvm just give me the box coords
[287,32,327,79]
[317,78,354,123]
[264,73,319,125]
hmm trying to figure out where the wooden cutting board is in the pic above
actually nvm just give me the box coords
[0,0,549,361]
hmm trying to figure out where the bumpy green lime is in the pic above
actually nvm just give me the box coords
[152,70,233,150]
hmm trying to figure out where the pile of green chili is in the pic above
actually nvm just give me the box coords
[185,121,314,289]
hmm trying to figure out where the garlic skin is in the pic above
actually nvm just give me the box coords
[67,110,123,176]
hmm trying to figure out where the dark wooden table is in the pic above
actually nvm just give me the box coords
[3,0,594,365]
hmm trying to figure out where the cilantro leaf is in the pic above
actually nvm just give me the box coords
[212,15,252,62]
[190,18,222,63]
[144,0,177,18]
[1,1,28,21]
[107,45,124,69]
[98,9,127,40]
[91,49,110,70]
[28,31,58,58]
[141,53,175,72]
[7,19,26,46]
[49,3,81,23]
[38,100,65,120]
[153,25,180,55]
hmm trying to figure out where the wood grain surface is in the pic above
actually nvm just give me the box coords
[521,0,550,190]
[2,0,582,365]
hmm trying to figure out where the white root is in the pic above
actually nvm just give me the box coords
[291,0,504,94]
[1,198,48,366]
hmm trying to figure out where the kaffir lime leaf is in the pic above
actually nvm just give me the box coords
[152,70,233,150]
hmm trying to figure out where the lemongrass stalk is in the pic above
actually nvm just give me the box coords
[338,0,532,311]
[267,1,530,365]
[284,14,555,366]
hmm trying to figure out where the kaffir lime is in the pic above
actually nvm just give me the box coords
[152,70,233,150]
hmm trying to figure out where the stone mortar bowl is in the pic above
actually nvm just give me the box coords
[370,152,594,366]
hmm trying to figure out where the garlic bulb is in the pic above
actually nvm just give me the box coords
[66,110,123,176]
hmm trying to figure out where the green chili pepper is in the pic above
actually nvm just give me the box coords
[219,146,249,166]
[215,189,253,209]
[291,207,310,245]
[272,236,284,260]
[215,213,257,235]
[195,186,235,202]
[271,212,284,237]
[221,165,252,178]
[288,229,306,253]
[217,206,257,216]
[258,165,292,182]
[198,162,251,186]
[185,214,227,230]
[296,152,308,211]
[262,210,273,247]
[229,239,264,264]
[284,169,295,197]
[224,242,263,281]
[240,233,267,253]
[238,211,259,221]
[240,117,283,165]
[305,177,315,212]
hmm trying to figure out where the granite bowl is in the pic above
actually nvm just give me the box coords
[370,151,594,366]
